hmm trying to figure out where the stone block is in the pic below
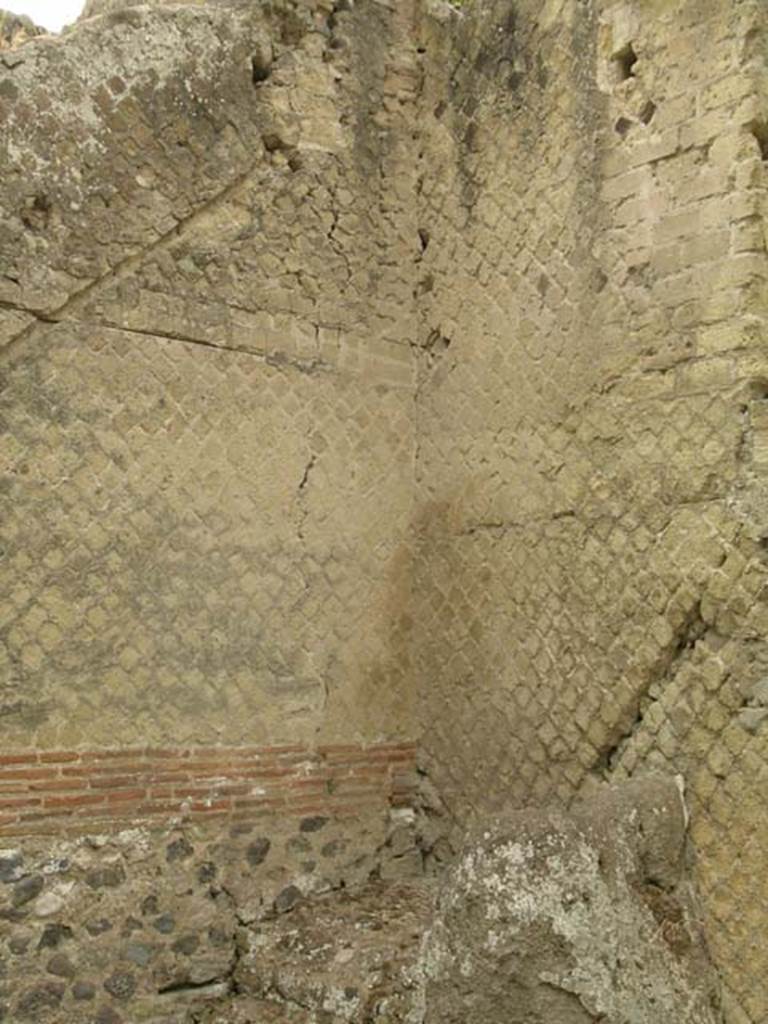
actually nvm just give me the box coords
[421,777,721,1024]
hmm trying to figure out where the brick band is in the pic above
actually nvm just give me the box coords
[0,742,418,836]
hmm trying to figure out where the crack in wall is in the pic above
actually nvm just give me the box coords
[9,314,339,376]
[593,602,709,777]
[461,509,577,537]
[296,454,317,543]
[3,157,263,357]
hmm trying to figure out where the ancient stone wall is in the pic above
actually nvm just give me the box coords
[413,1,768,1021]
[1,0,768,1021]
[1,805,424,1023]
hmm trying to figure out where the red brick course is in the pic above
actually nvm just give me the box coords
[0,742,418,836]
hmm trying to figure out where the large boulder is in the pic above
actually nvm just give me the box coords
[421,775,722,1024]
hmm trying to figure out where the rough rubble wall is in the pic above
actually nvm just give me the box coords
[0,806,427,1023]
[0,0,419,751]
[413,1,768,1021]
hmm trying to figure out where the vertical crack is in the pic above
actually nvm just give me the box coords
[296,455,317,541]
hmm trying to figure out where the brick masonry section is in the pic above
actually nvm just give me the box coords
[0,742,418,836]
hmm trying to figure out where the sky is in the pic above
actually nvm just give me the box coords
[4,1,85,31]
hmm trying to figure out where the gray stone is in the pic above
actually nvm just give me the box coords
[140,895,158,916]
[246,838,271,867]
[274,885,302,914]
[152,913,175,934]
[86,918,113,936]
[11,875,43,908]
[300,816,328,833]
[172,934,200,956]
[73,980,96,1001]
[165,837,193,863]
[46,953,75,978]
[103,970,137,1001]
[85,865,125,890]
[124,941,155,967]
[197,862,217,883]
[0,852,23,884]
[37,923,73,949]
[32,892,66,918]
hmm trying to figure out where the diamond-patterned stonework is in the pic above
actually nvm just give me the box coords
[1,323,415,750]
[412,1,768,1020]
[1,0,420,753]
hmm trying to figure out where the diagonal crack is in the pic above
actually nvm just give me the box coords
[81,320,261,358]
[592,601,708,776]
[3,157,262,358]
[298,455,316,492]
[6,314,337,377]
